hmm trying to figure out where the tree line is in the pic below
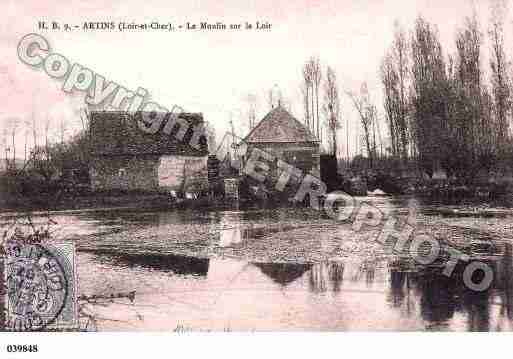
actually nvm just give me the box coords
[381,2,512,180]
[301,56,342,157]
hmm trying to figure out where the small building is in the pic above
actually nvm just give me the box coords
[241,105,320,177]
[89,111,208,192]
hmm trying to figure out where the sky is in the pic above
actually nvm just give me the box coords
[1,0,511,159]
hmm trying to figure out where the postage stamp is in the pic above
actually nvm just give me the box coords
[4,241,78,331]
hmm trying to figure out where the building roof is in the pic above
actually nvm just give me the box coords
[243,106,318,144]
[89,111,208,157]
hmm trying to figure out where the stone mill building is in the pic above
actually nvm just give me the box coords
[89,111,208,193]
[242,105,320,176]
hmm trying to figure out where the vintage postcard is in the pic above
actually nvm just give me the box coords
[1,0,513,356]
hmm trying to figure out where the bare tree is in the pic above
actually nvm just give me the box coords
[302,62,313,129]
[347,83,377,167]
[245,93,258,130]
[23,120,30,164]
[489,0,511,153]
[59,118,66,144]
[451,14,486,178]
[310,57,322,140]
[323,66,341,156]
[374,112,384,158]
[410,16,448,178]
[31,111,38,150]
[4,117,20,168]
[44,116,51,151]
[381,53,399,157]
[267,88,273,110]
[381,21,410,163]
[394,23,410,162]
[302,57,322,138]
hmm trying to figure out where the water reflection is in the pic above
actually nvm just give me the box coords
[80,243,513,331]
[254,263,312,286]
[216,210,306,248]
[82,208,213,228]
[84,249,210,276]
[219,212,243,247]
[416,271,458,329]
[45,200,513,330]
[384,252,513,332]
[496,243,513,319]
[308,262,345,293]
[388,270,417,319]
[329,262,345,293]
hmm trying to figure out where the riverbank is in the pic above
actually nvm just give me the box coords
[353,173,513,205]
[3,176,513,214]
[0,192,218,213]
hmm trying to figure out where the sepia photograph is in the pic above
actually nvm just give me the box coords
[1,0,513,356]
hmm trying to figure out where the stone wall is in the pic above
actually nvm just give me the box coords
[90,155,208,193]
[249,142,320,175]
[90,155,160,192]
[158,155,208,192]
[240,142,321,197]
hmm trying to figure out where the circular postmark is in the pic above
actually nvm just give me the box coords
[5,241,69,331]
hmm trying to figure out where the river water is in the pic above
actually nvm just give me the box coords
[3,195,513,331]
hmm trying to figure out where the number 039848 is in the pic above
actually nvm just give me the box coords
[6,344,39,353]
